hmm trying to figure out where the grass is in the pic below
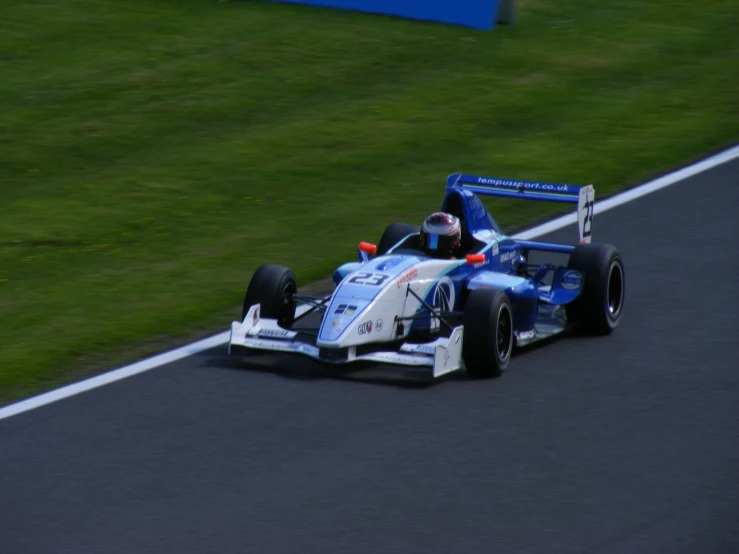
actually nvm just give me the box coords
[1,0,737,404]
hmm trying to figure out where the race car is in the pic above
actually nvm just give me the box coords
[228,172,625,378]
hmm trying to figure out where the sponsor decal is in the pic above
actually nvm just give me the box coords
[515,329,536,341]
[297,344,314,354]
[414,344,436,355]
[376,258,403,271]
[252,306,259,325]
[500,251,517,263]
[334,304,358,316]
[433,276,456,312]
[358,320,373,335]
[476,177,570,193]
[491,242,499,256]
[375,318,383,331]
[332,318,345,333]
[249,339,291,350]
[561,270,583,290]
[396,267,418,288]
[258,328,290,339]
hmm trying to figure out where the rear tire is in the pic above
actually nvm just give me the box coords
[242,264,297,329]
[462,289,514,378]
[377,222,421,256]
[565,244,625,335]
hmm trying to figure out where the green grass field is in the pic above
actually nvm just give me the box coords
[1,0,737,403]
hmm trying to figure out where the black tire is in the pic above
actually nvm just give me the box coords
[462,289,514,378]
[565,243,625,335]
[242,264,297,328]
[377,222,421,256]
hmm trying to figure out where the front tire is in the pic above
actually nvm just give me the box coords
[565,244,625,335]
[242,264,297,329]
[462,289,514,378]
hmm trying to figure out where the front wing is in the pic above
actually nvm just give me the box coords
[229,305,465,378]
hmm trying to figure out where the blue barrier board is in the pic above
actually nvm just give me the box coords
[267,0,501,31]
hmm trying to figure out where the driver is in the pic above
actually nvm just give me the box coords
[419,212,462,259]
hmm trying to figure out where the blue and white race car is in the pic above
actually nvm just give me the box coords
[229,173,625,378]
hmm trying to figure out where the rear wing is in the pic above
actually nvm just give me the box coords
[447,172,594,244]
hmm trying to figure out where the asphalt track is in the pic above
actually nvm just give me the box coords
[1,157,738,553]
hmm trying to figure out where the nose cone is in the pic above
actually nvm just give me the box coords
[318,254,422,345]
[318,299,369,343]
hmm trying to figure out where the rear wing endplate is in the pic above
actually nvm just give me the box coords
[447,173,594,244]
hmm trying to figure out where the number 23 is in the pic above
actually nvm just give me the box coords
[348,272,389,286]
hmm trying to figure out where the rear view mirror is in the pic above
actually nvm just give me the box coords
[466,254,485,264]
[358,242,377,255]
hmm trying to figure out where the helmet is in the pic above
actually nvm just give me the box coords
[420,212,462,258]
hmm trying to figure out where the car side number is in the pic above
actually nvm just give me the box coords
[581,197,594,240]
[348,272,390,286]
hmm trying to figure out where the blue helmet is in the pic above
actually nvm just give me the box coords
[420,212,462,258]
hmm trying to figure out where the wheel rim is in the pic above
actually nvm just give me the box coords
[277,283,296,328]
[496,305,513,361]
[607,261,624,321]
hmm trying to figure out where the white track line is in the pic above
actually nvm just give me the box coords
[0,307,308,421]
[2,144,738,421]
